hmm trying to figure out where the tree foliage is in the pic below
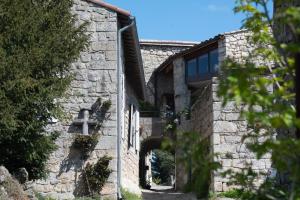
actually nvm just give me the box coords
[0,0,88,179]
[218,0,300,199]
[176,132,221,198]
[151,149,175,185]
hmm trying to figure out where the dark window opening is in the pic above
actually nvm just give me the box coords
[187,58,197,77]
[198,54,209,74]
[210,49,219,73]
[185,48,219,82]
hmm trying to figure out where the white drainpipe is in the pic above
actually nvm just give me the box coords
[117,16,135,200]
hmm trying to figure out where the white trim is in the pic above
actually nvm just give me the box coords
[135,110,140,151]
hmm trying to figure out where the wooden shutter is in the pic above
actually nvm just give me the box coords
[135,110,140,151]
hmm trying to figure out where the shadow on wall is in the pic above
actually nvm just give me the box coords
[56,99,112,197]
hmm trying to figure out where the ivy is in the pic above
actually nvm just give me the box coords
[72,134,99,160]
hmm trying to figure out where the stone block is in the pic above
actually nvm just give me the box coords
[91,41,107,51]
[80,12,91,21]
[222,159,232,167]
[214,121,237,133]
[88,72,99,82]
[232,159,246,169]
[251,160,266,170]
[213,133,221,145]
[214,181,223,192]
[91,53,105,61]
[224,135,241,144]
[95,135,116,150]
[214,144,236,154]
[106,41,117,51]
[92,13,106,22]
[225,113,241,121]
[106,32,116,41]
[101,183,117,195]
[213,102,222,111]
[214,111,225,120]
[105,51,117,61]
[80,52,91,63]
[86,22,96,32]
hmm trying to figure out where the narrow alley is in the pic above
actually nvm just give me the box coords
[141,185,197,200]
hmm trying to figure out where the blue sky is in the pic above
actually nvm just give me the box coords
[106,0,249,42]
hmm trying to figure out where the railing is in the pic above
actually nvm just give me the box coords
[140,110,160,118]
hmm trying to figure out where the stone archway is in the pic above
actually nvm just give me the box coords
[139,136,165,188]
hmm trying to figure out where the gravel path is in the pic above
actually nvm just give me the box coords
[141,185,197,200]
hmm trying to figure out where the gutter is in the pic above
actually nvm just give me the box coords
[116,16,135,200]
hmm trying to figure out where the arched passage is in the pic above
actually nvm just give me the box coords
[139,137,163,188]
[139,136,175,188]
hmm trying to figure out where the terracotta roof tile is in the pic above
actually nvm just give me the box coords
[86,0,131,16]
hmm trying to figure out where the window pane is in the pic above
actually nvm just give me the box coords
[210,49,219,73]
[187,58,197,77]
[198,54,209,74]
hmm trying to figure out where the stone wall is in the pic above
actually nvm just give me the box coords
[212,31,272,192]
[190,83,213,139]
[140,41,195,104]
[172,57,191,190]
[30,1,119,199]
[121,81,140,195]
[156,71,174,110]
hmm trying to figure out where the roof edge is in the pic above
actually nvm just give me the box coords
[86,0,131,16]
[131,20,147,100]
[156,35,223,73]
[140,39,198,47]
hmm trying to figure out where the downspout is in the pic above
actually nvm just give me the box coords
[117,16,135,199]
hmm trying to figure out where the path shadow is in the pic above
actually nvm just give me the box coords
[142,185,197,200]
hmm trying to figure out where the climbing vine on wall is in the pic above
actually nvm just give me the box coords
[71,97,112,197]
[82,156,112,196]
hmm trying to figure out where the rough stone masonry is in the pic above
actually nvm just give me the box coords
[28,1,119,199]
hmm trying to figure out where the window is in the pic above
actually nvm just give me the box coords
[128,104,140,151]
[210,49,219,73]
[185,48,219,82]
[187,58,197,77]
[129,104,136,147]
[198,54,209,74]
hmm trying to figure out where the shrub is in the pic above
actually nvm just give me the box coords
[72,134,99,159]
[82,156,112,195]
[121,188,142,200]
[35,193,57,200]
[176,132,221,198]
[0,0,88,180]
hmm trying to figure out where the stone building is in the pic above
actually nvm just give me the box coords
[25,0,278,198]
[30,0,146,199]
[138,40,197,187]
[151,30,272,192]
[140,40,197,105]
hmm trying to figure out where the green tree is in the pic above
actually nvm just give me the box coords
[0,0,88,180]
[218,0,300,199]
[151,149,175,185]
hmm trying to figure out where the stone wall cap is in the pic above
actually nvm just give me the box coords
[222,29,248,36]
[140,39,198,47]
